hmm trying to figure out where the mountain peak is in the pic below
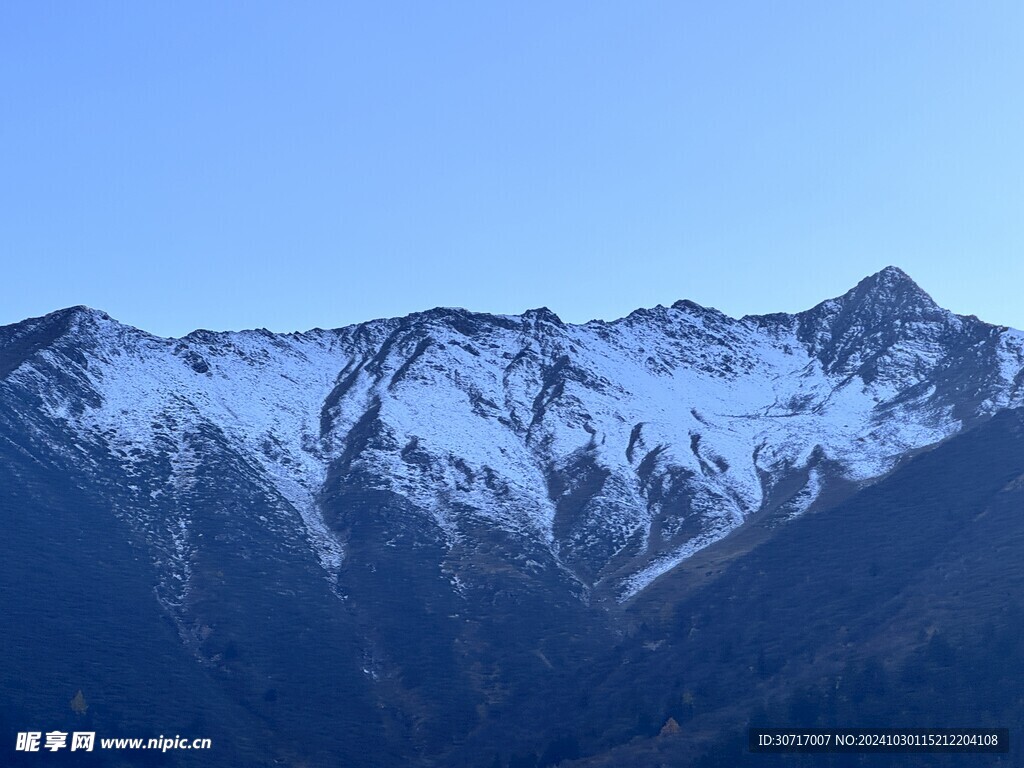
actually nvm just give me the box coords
[844,266,937,310]
[871,264,914,283]
[522,307,564,325]
[802,267,940,325]
[860,265,929,295]
[794,267,955,380]
[43,304,108,318]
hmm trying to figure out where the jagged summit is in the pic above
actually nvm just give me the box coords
[734,267,936,328]
[785,267,958,381]
[669,298,730,319]
[626,267,941,339]
[0,304,111,333]
[870,264,919,284]
[829,265,939,313]
[522,306,563,324]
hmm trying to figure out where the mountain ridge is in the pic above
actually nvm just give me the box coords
[1,265,954,340]
[3,266,1023,606]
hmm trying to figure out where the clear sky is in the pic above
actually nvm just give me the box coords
[2,2,1022,337]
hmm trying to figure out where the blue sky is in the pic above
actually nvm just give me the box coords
[2,2,1022,336]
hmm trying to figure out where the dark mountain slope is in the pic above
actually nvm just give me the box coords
[565,406,1024,767]
[0,401,404,767]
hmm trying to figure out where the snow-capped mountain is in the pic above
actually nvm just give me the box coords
[6,266,1024,767]
[3,266,1022,610]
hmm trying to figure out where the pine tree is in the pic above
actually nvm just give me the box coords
[71,690,88,715]
[659,717,681,736]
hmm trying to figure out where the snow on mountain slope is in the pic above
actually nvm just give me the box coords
[3,267,1022,603]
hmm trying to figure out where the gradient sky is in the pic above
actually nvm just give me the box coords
[2,2,1022,337]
